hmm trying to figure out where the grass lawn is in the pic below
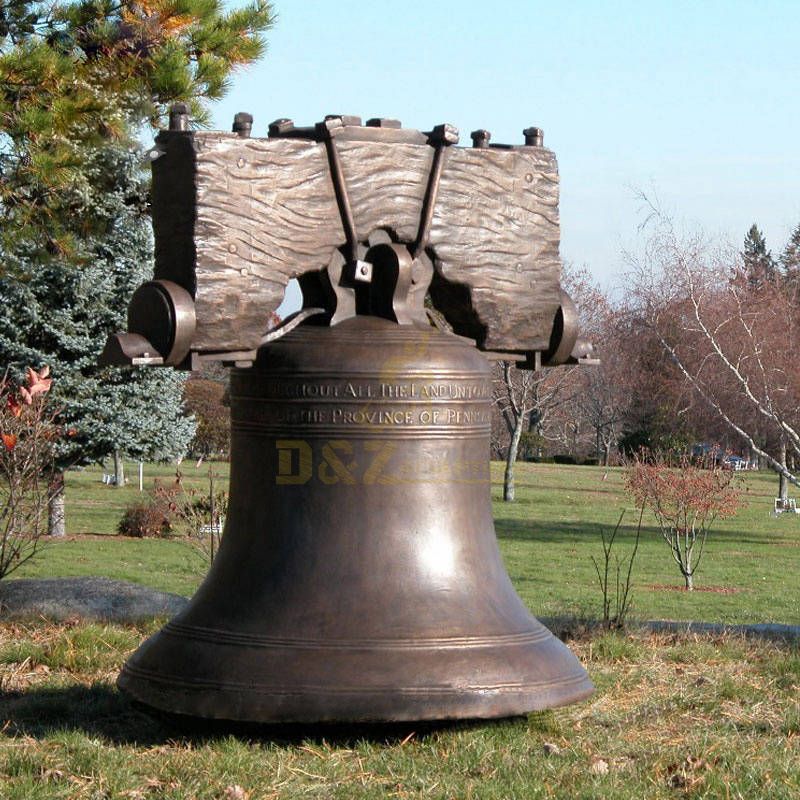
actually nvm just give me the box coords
[13,460,800,626]
[1,461,799,797]
[0,622,796,798]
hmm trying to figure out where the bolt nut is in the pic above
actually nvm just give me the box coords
[233,112,253,137]
[523,127,544,147]
[470,129,491,148]
[168,103,190,132]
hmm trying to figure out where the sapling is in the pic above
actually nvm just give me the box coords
[625,451,741,590]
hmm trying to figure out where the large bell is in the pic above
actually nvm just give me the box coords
[119,315,593,722]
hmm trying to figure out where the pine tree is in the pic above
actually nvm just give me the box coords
[780,223,800,294]
[0,146,195,533]
[0,1,273,534]
[1,0,273,258]
[741,223,776,289]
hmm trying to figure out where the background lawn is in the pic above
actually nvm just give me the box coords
[2,461,798,799]
[12,460,800,626]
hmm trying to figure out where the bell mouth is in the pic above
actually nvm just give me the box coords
[119,618,593,724]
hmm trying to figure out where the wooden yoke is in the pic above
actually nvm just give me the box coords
[101,107,588,370]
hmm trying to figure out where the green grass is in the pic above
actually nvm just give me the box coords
[0,623,797,798]
[491,462,800,625]
[2,462,799,797]
[16,461,798,626]
[62,460,227,537]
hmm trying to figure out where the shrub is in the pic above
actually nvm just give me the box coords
[117,500,172,538]
[0,366,60,578]
[117,479,181,538]
[553,454,577,465]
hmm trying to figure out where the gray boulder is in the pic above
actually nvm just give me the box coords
[0,577,188,624]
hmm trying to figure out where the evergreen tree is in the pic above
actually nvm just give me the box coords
[780,223,800,292]
[0,1,273,533]
[741,223,776,289]
[0,146,195,532]
[1,0,273,258]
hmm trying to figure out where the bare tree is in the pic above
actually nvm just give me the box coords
[493,361,578,501]
[625,452,741,590]
[628,209,800,496]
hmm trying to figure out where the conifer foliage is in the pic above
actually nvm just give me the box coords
[741,223,776,289]
[0,0,273,536]
[0,0,273,254]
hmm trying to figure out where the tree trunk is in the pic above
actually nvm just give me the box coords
[503,415,525,502]
[47,470,66,538]
[684,571,694,591]
[778,440,789,502]
[114,449,125,488]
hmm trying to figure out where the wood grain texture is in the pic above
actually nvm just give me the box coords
[430,147,561,351]
[336,140,434,243]
[151,131,562,355]
[192,137,341,351]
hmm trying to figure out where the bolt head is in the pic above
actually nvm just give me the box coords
[366,118,402,129]
[429,123,459,146]
[168,103,190,131]
[523,126,544,146]
[268,118,295,136]
[470,129,491,147]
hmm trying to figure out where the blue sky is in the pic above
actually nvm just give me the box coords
[210,1,800,288]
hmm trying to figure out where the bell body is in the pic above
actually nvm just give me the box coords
[119,317,593,722]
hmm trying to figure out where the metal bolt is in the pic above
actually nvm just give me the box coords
[268,118,295,136]
[523,127,544,147]
[168,103,190,132]
[366,118,402,129]
[470,129,491,149]
[233,112,253,137]
[325,114,362,127]
[429,123,460,146]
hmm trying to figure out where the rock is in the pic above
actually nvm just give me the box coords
[543,742,562,756]
[0,577,188,624]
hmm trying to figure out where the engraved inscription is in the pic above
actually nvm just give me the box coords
[262,380,491,401]
[266,406,491,427]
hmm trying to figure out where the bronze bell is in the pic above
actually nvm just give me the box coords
[111,112,596,723]
[119,313,593,723]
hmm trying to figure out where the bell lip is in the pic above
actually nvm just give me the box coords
[117,667,594,725]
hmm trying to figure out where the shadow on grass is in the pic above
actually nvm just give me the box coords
[502,481,625,497]
[0,684,526,747]
[494,518,643,544]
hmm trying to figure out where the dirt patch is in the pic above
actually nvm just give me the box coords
[647,584,744,594]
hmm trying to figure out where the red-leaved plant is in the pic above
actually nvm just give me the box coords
[0,367,61,578]
[625,450,741,590]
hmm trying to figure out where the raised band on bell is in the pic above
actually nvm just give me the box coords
[102,111,595,724]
